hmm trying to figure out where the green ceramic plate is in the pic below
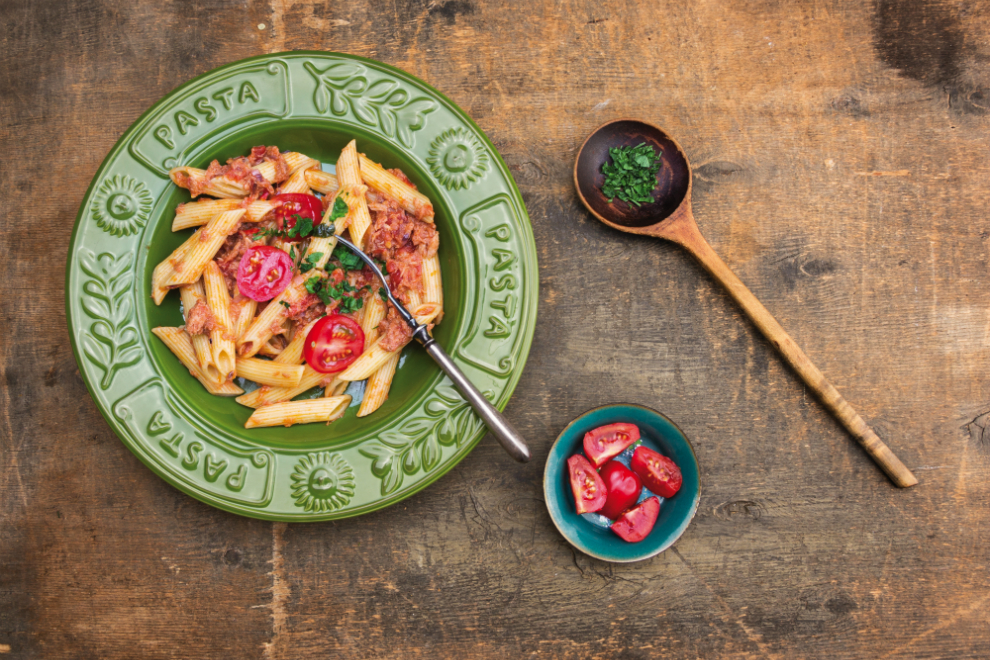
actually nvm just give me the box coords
[66,52,538,521]
[544,404,701,562]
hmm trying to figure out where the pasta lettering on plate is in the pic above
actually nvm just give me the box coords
[112,380,276,504]
[153,82,263,149]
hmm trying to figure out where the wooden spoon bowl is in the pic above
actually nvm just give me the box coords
[575,119,690,228]
[574,119,918,488]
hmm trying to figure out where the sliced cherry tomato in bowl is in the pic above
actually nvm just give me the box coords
[630,446,682,498]
[303,314,365,374]
[610,496,660,543]
[273,193,323,241]
[566,454,607,514]
[598,460,643,520]
[583,422,640,467]
[236,245,294,302]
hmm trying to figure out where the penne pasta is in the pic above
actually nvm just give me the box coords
[276,166,313,194]
[337,302,441,381]
[245,199,277,222]
[257,337,286,359]
[422,255,443,309]
[327,379,350,397]
[156,141,444,429]
[304,185,366,270]
[358,352,399,417]
[172,199,240,231]
[151,327,243,396]
[169,167,250,198]
[172,199,277,231]
[359,294,387,345]
[237,271,323,358]
[160,208,245,289]
[152,227,202,304]
[358,153,434,221]
[336,141,373,249]
[355,293,394,416]
[236,365,341,408]
[244,396,351,429]
[304,169,339,195]
[274,319,319,365]
[336,341,395,382]
[203,262,236,382]
[179,280,221,385]
[232,296,257,340]
[234,358,304,388]
[283,152,320,176]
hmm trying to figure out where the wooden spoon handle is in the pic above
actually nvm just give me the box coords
[673,226,918,487]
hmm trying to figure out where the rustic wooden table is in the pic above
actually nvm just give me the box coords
[3,0,990,658]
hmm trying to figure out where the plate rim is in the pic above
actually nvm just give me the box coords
[65,50,539,521]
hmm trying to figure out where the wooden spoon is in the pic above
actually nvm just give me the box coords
[574,118,917,487]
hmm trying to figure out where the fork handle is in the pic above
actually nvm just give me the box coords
[419,337,531,463]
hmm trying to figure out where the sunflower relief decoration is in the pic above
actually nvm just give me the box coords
[427,128,489,191]
[290,452,356,512]
[90,174,153,237]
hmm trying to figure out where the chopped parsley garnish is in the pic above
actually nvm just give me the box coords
[328,196,349,223]
[285,214,314,240]
[251,226,278,241]
[378,286,389,301]
[331,244,365,271]
[600,143,663,207]
[299,252,324,273]
[305,274,367,314]
[289,245,297,262]
[279,300,291,309]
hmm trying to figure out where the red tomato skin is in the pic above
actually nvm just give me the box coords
[610,496,660,543]
[598,461,643,520]
[583,423,641,467]
[566,454,607,514]
[236,246,294,301]
[303,315,366,373]
[273,193,323,241]
[630,446,683,498]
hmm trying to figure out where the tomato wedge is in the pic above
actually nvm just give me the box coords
[566,454,607,514]
[236,245,294,301]
[598,460,643,520]
[630,446,682,498]
[273,193,323,241]
[303,314,365,373]
[583,422,640,467]
[610,496,660,543]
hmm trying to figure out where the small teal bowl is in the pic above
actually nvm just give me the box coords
[544,404,701,563]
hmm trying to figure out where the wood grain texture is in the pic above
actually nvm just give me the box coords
[3,0,990,658]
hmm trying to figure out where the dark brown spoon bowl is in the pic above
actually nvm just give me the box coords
[574,119,691,229]
[572,118,918,488]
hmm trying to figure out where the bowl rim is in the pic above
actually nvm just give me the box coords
[543,402,702,563]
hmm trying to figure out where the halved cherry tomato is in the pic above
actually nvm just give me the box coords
[303,314,365,374]
[610,496,660,543]
[566,454,607,514]
[598,461,643,520]
[630,446,682,498]
[583,422,640,468]
[236,245,294,301]
[273,193,323,241]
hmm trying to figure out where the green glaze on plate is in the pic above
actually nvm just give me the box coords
[544,404,701,562]
[66,52,538,521]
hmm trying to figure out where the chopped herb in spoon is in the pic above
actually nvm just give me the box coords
[600,143,663,207]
